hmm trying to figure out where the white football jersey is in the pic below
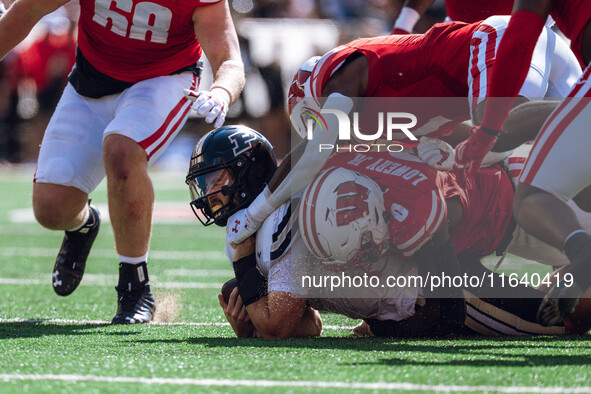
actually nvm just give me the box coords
[226,199,421,322]
[224,199,298,275]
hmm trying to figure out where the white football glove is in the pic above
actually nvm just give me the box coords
[226,191,276,247]
[226,209,259,248]
[184,87,230,128]
[417,136,456,170]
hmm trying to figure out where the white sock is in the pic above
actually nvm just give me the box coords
[119,253,149,265]
[67,208,91,232]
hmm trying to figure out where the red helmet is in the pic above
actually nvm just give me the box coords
[288,56,321,138]
[287,56,321,117]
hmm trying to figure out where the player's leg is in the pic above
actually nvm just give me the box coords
[470,17,572,124]
[103,134,155,324]
[33,184,89,230]
[515,66,591,325]
[104,71,198,324]
[506,199,591,267]
[33,84,108,296]
[545,30,583,98]
[103,134,152,258]
[463,291,566,336]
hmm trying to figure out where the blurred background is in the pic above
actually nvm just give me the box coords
[0,0,447,169]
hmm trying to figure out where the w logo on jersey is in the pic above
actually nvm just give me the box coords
[335,181,369,226]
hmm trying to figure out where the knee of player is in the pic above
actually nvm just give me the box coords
[103,135,147,179]
[32,194,75,229]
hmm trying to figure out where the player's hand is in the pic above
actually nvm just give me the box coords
[417,137,455,170]
[218,287,254,337]
[219,287,250,323]
[455,126,499,173]
[226,209,262,248]
[184,87,230,128]
[391,27,410,35]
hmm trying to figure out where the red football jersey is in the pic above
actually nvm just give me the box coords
[550,0,591,65]
[306,22,482,140]
[77,0,220,82]
[309,22,479,101]
[437,165,514,257]
[324,152,446,258]
[445,0,514,23]
[325,152,514,258]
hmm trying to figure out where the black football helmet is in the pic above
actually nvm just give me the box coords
[186,125,277,226]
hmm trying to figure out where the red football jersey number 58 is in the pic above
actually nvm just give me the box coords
[93,0,172,43]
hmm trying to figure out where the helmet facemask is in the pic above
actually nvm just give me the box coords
[188,155,251,227]
[186,128,276,227]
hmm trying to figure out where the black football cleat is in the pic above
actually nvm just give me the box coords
[112,284,156,324]
[52,205,100,296]
[537,280,583,326]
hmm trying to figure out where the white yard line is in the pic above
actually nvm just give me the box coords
[0,373,588,392]
[0,276,223,289]
[0,318,354,331]
[0,247,226,261]
[163,268,233,277]
[9,202,195,224]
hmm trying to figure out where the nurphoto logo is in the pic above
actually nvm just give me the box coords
[304,107,418,152]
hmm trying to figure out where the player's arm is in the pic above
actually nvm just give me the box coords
[445,100,558,149]
[456,0,553,170]
[218,284,322,338]
[392,0,434,34]
[186,1,244,128]
[266,55,367,203]
[231,236,322,338]
[227,57,367,245]
[0,0,69,61]
[480,0,553,132]
[192,0,244,105]
[492,100,558,151]
[246,292,322,338]
[268,55,367,199]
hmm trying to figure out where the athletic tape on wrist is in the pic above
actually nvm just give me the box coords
[248,188,276,223]
[233,254,268,306]
[394,7,420,33]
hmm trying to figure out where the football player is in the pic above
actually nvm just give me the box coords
[455,0,591,326]
[0,0,244,323]
[225,165,591,338]
[187,129,453,337]
[187,126,591,338]
[226,14,581,250]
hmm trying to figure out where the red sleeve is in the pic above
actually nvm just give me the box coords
[481,10,546,131]
[308,45,357,105]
